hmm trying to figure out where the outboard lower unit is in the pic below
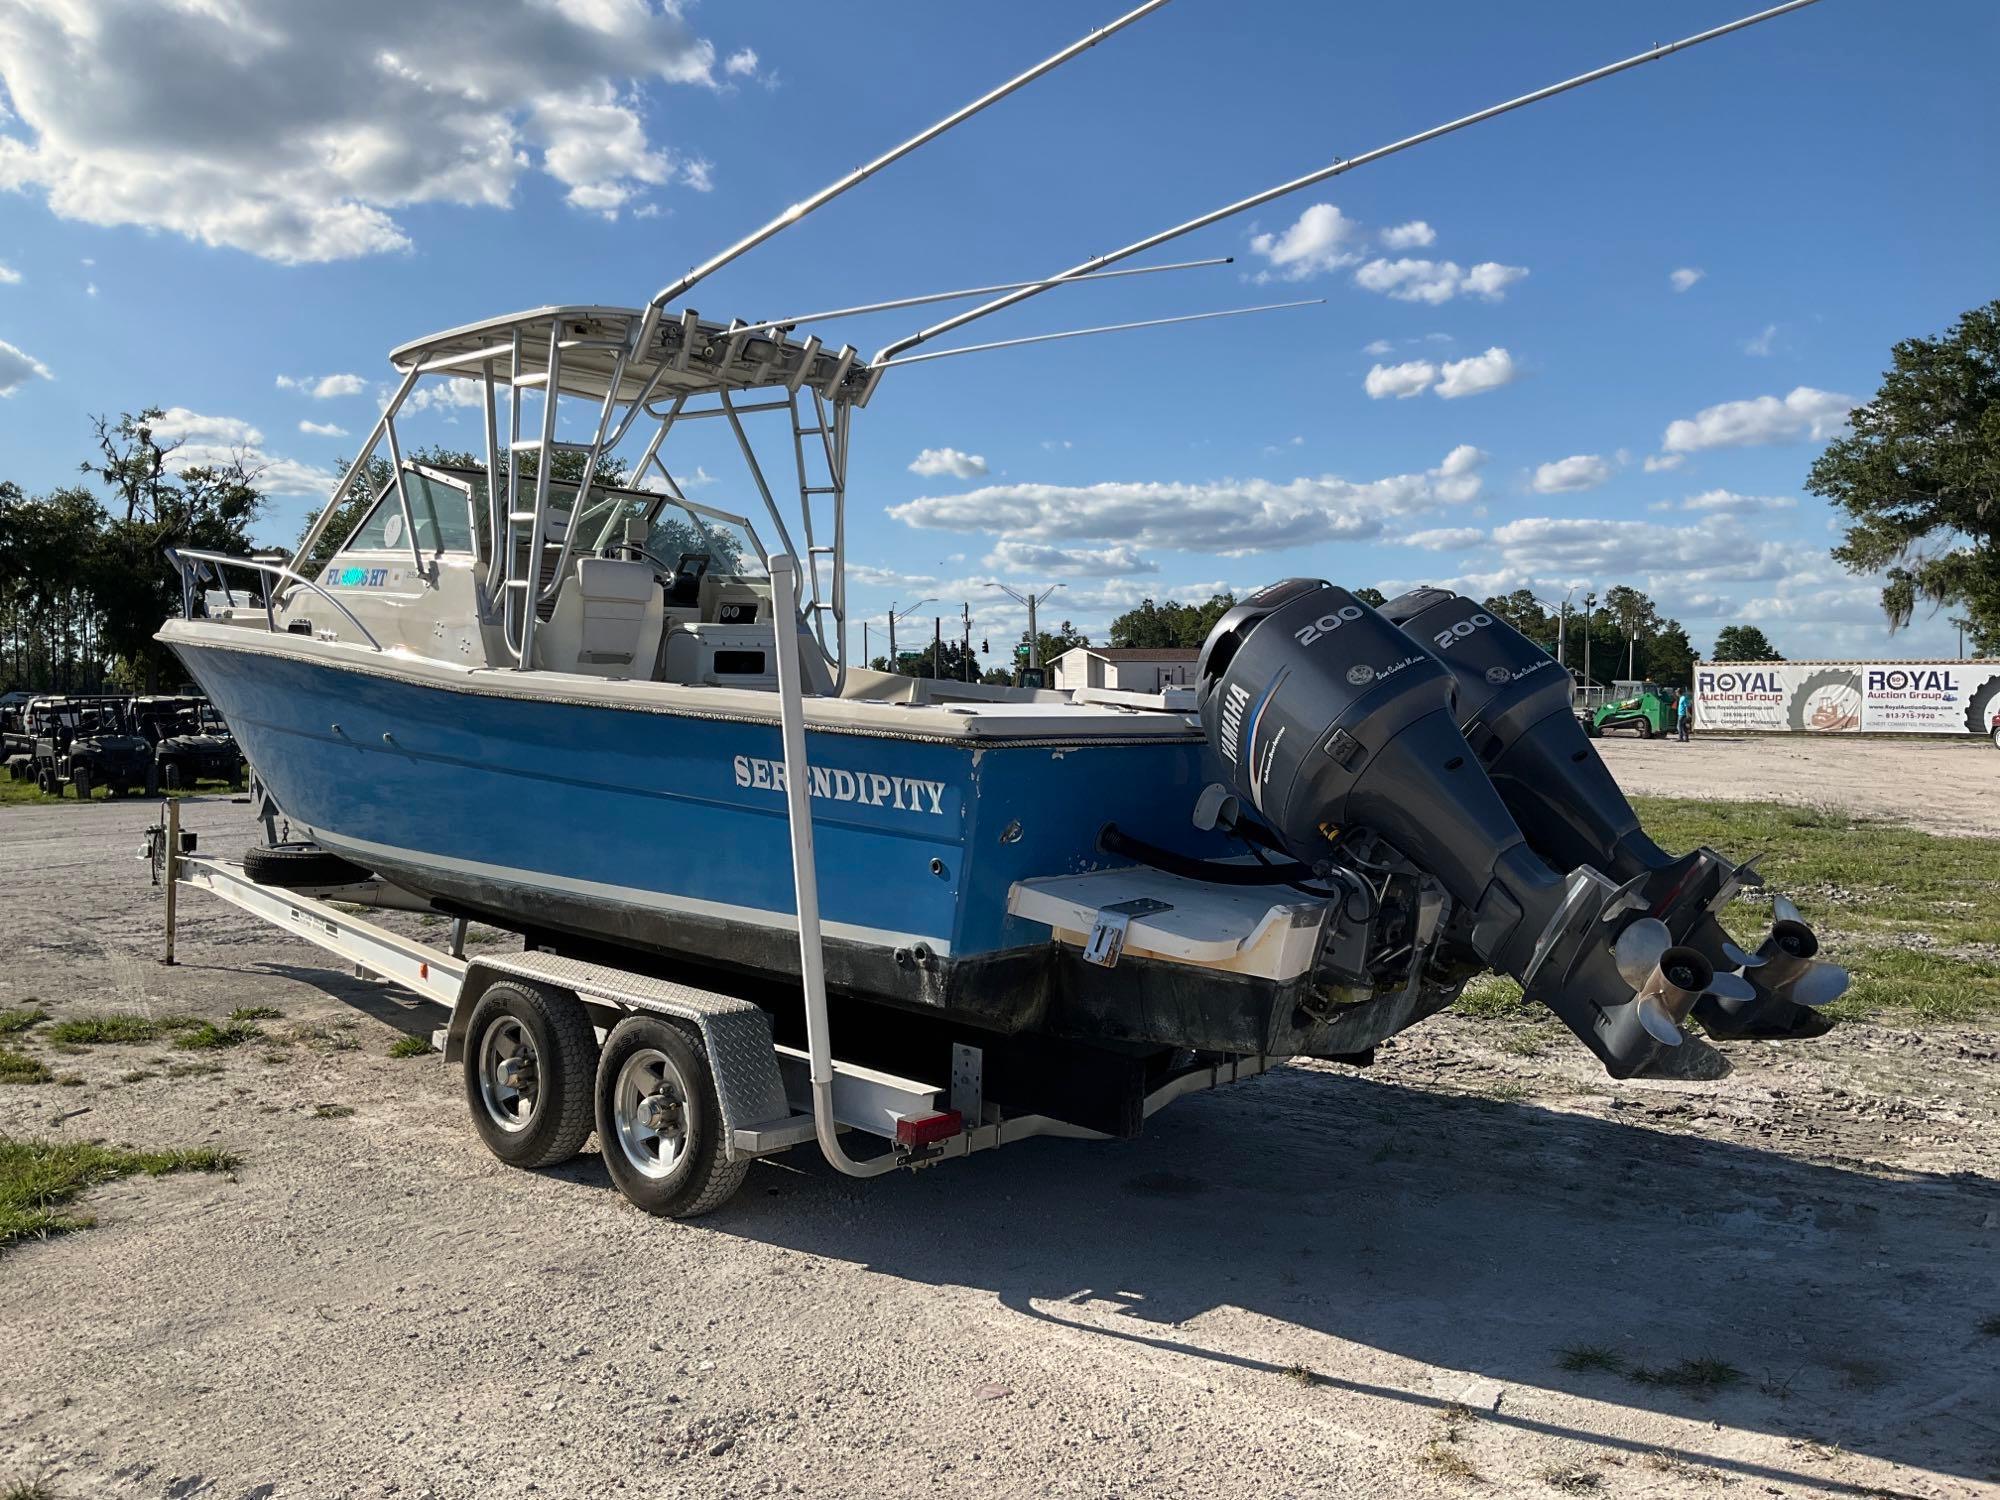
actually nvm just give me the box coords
[1377,587,1847,1040]
[1196,580,1738,1077]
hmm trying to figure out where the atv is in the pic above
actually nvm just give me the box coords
[134,694,245,790]
[28,698,156,799]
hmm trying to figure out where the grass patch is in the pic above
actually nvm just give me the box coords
[0,1007,46,1036]
[0,1138,239,1254]
[1416,1441,1480,1482]
[162,1059,222,1079]
[173,1020,262,1051]
[1453,974,1528,1020]
[1826,946,2000,1025]
[43,1014,200,1047]
[3,1479,57,1500]
[119,1069,156,1084]
[1556,1344,1625,1374]
[1537,1463,1601,1493]
[1629,1356,1743,1393]
[0,1048,53,1086]
[311,1103,355,1120]
[229,1005,282,1023]
[388,1035,432,1059]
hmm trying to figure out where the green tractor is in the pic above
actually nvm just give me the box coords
[1587,680,1674,739]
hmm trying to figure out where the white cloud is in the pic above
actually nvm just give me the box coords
[277,372,367,399]
[1364,359,1437,400]
[1672,488,1798,515]
[1248,203,1361,281]
[1362,338,1395,356]
[724,47,759,77]
[1379,220,1436,249]
[889,446,1487,557]
[0,261,20,284]
[1743,323,1778,357]
[141,406,337,497]
[1401,527,1485,551]
[0,0,720,262]
[1643,453,1685,473]
[1531,453,1613,494]
[984,540,1159,577]
[1669,267,1705,293]
[1354,257,1528,304]
[0,338,53,394]
[1435,346,1518,399]
[298,419,349,438]
[404,377,487,414]
[1661,385,1856,453]
[908,446,988,480]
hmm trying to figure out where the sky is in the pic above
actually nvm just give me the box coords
[1,0,1995,669]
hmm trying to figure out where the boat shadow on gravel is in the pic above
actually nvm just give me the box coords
[703,1063,2000,1491]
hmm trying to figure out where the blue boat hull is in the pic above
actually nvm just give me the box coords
[170,637,1300,1041]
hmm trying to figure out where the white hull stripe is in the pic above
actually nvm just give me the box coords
[310,827,954,956]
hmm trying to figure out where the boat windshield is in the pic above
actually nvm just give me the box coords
[343,471,476,554]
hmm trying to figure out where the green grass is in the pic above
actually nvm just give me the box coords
[0,1048,53,1086]
[0,1138,240,1254]
[1556,1344,1626,1374]
[2,1478,57,1500]
[1447,799,2000,1028]
[1629,1356,1743,1392]
[43,1014,196,1046]
[173,1019,263,1051]
[0,1007,46,1037]
[387,1035,432,1059]
[229,1005,282,1023]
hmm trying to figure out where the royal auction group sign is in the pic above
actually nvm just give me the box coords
[1693,660,2000,735]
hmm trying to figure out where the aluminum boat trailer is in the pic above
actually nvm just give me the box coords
[149,563,1273,1218]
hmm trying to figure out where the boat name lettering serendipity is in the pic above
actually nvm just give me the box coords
[733,755,947,815]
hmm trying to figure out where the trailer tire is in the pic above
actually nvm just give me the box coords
[595,1015,746,1219]
[462,980,598,1170]
[72,765,92,800]
[241,844,372,889]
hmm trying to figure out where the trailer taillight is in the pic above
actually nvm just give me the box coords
[894,1109,963,1148]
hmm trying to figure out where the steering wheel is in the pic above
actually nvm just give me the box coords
[604,541,678,585]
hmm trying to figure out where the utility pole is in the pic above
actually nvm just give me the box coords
[933,616,943,679]
[960,602,973,682]
[1582,591,1597,694]
[997,582,1064,673]
[862,621,869,665]
[886,597,935,674]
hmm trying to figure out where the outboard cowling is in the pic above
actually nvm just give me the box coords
[1195,579,1710,1077]
[1378,587,1846,1040]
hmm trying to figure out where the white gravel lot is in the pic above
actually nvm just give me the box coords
[2,759,1997,1499]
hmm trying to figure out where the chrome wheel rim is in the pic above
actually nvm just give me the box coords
[612,1047,692,1181]
[476,1016,540,1134]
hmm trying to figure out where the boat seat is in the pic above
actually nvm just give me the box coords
[535,557,665,679]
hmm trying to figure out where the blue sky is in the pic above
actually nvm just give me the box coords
[1,0,1994,666]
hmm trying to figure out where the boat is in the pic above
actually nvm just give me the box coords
[159,0,1845,1103]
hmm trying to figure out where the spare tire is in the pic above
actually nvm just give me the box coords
[242,843,373,889]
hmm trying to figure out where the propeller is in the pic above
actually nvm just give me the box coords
[1612,918,1725,1047]
[1733,896,1850,1010]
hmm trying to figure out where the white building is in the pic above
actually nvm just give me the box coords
[1050,646,1200,694]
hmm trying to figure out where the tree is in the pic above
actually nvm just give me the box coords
[1481,589,1554,644]
[1352,586,1387,609]
[1648,622,1696,687]
[1107,594,1235,649]
[871,640,979,680]
[1712,624,1784,662]
[1810,299,2000,654]
[1021,619,1088,668]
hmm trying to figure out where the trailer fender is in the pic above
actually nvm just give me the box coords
[450,952,791,1161]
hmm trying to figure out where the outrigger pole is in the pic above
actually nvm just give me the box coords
[872,0,1828,371]
[637,0,1171,348]
[875,298,1326,368]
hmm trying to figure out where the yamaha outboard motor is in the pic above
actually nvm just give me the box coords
[1377,587,1847,1040]
[1196,580,1736,1077]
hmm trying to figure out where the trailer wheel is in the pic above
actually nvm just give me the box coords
[595,1015,746,1219]
[462,981,598,1169]
[72,765,92,800]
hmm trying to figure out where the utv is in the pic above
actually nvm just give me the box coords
[28,698,155,799]
[133,694,245,789]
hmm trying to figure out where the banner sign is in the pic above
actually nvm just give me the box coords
[1694,661,2000,735]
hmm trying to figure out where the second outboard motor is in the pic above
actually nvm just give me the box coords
[1377,587,1847,1040]
[1197,580,1710,1077]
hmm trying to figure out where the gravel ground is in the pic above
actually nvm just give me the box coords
[2,767,1998,1499]
[1598,734,2000,838]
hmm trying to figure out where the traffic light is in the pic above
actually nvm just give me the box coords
[980,639,989,654]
